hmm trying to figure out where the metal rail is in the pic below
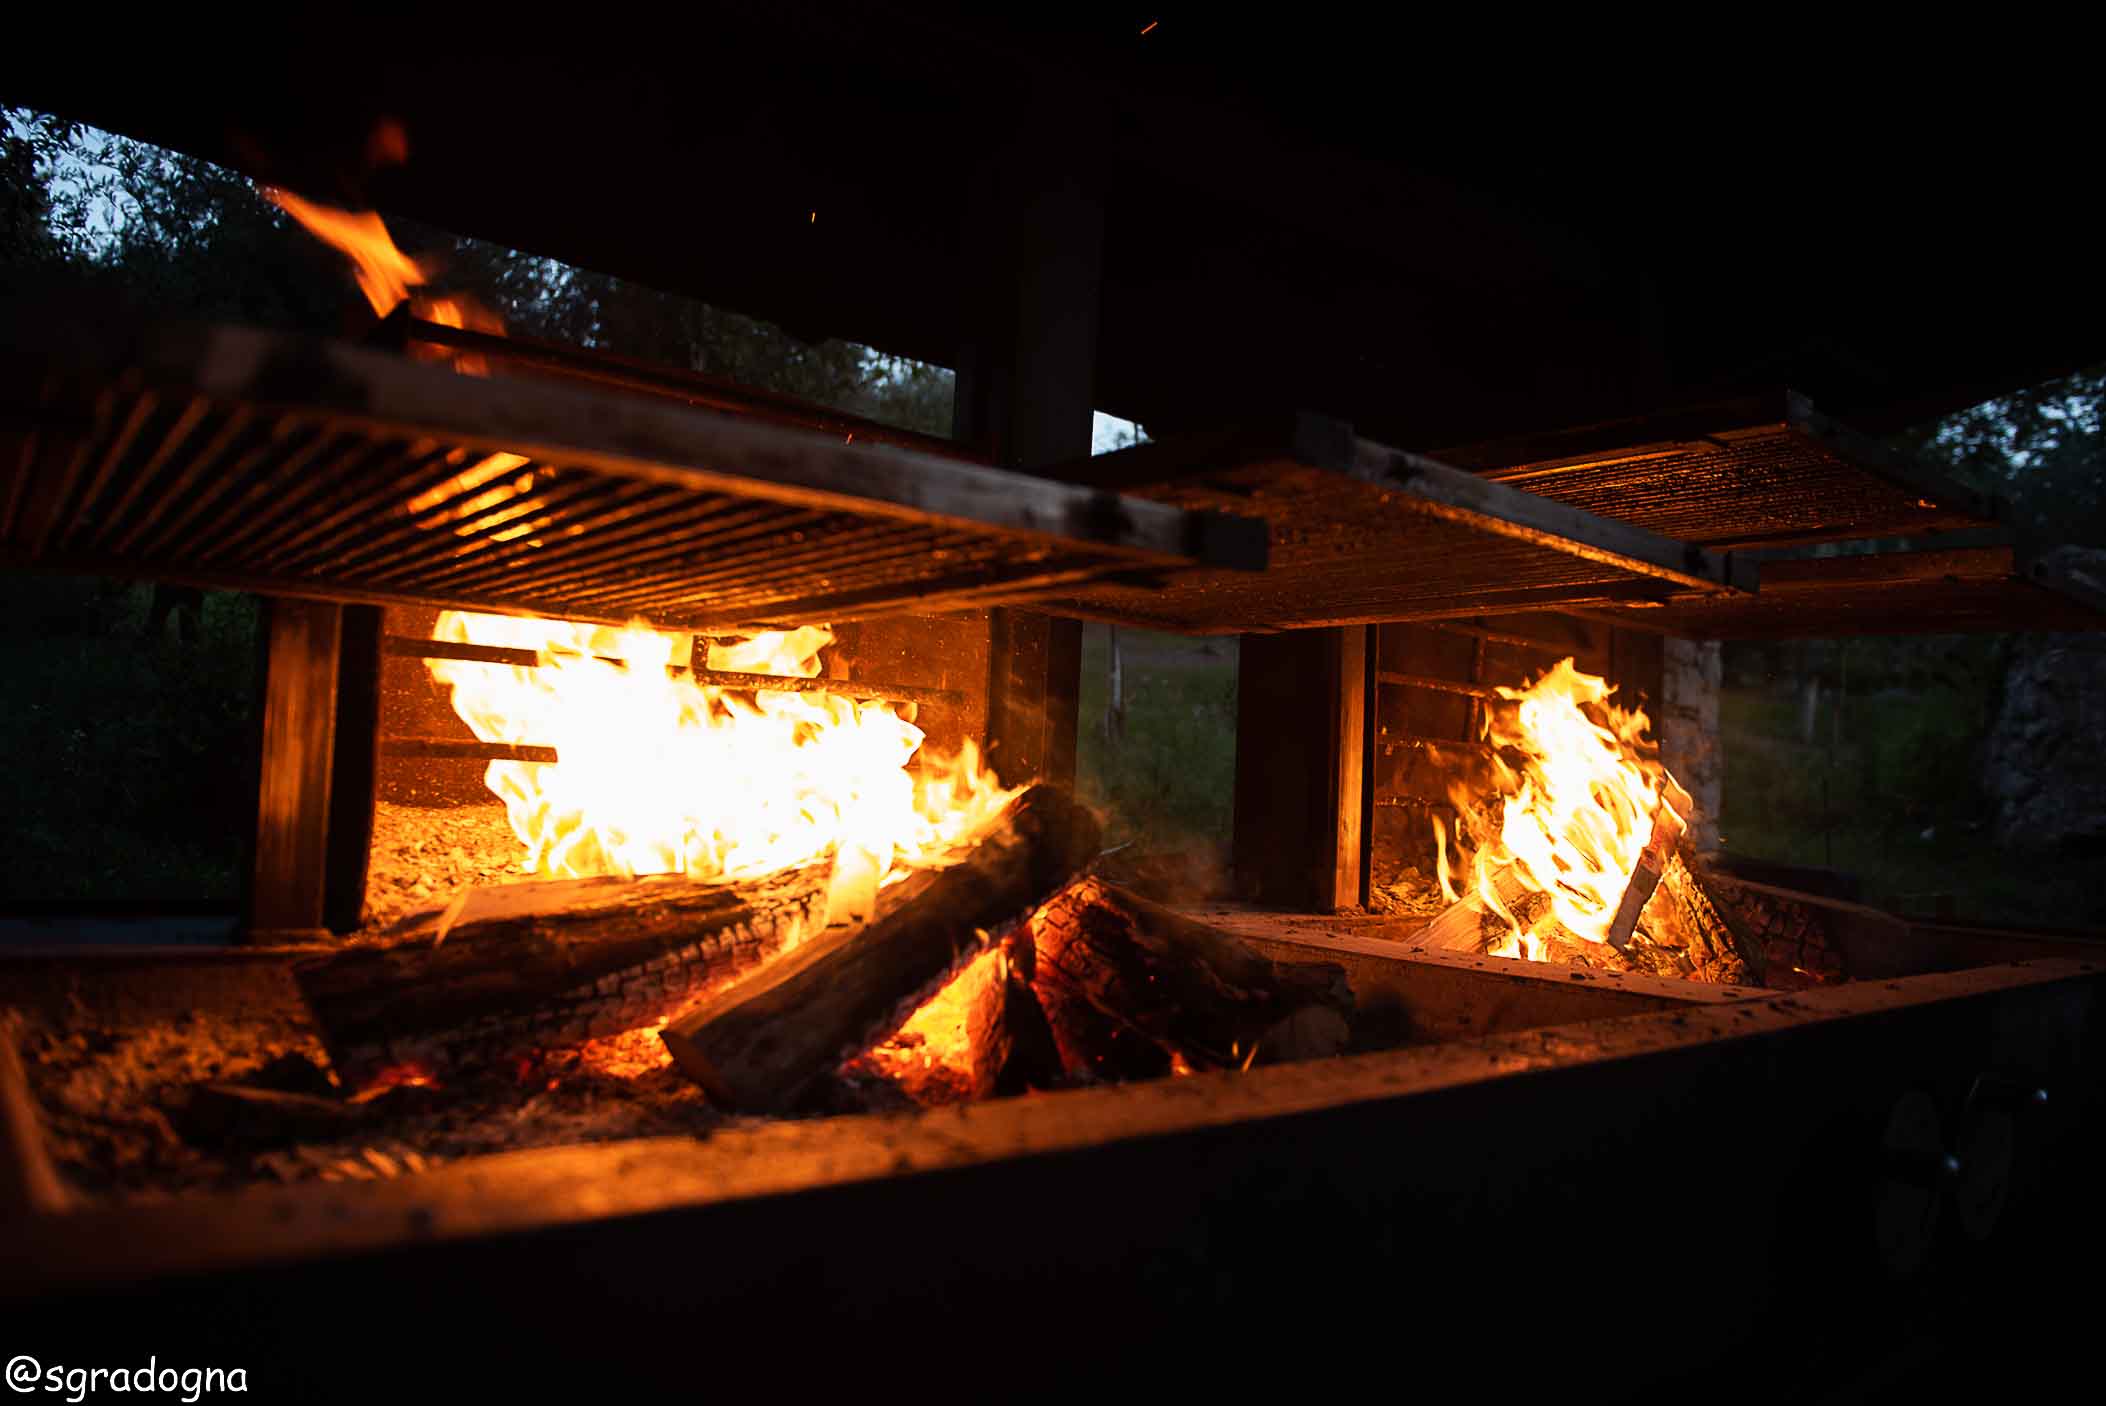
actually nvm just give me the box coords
[384,635,961,707]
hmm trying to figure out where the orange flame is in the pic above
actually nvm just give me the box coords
[265,188,429,319]
[265,187,498,351]
[425,612,1017,924]
[1444,658,1675,961]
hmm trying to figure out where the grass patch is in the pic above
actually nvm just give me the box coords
[1073,624,1237,851]
[1719,646,2091,930]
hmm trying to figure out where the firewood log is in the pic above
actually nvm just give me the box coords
[1604,793,1689,949]
[818,927,1067,1112]
[1635,846,1763,986]
[1685,867,1844,986]
[661,786,1101,1111]
[294,864,829,1090]
[1025,878,1355,1078]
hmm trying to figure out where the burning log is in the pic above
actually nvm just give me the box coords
[833,930,1064,1108]
[294,865,829,1090]
[1407,838,1763,985]
[1603,790,1690,949]
[1632,848,1760,985]
[661,785,1101,1111]
[1026,878,1356,1079]
[1406,866,1532,954]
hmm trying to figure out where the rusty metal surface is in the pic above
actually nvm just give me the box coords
[1586,543,2106,638]
[1042,416,1749,632]
[2,955,2093,1299]
[1436,391,1997,550]
[0,320,1263,631]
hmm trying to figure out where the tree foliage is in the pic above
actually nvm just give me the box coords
[1895,365,2106,545]
[2,109,954,434]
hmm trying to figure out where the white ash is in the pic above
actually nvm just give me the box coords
[363,801,531,931]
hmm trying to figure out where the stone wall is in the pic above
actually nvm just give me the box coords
[1983,632,2106,854]
[1660,638,1723,853]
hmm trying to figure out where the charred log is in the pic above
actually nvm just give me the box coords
[660,786,1101,1111]
[1695,869,1849,987]
[1026,878,1356,1079]
[831,929,1065,1109]
[1634,847,1762,985]
[294,865,829,1090]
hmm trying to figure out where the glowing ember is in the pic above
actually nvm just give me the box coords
[425,612,1017,923]
[857,944,1008,1102]
[1437,658,1682,962]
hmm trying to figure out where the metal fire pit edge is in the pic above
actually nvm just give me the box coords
[4,957,2100,1397]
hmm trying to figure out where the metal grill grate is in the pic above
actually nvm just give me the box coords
[1043,415,1754,632]
[0,321,1265,631]
[1436,392,1998,550]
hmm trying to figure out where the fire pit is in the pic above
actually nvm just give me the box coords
[4,41,2105,1395]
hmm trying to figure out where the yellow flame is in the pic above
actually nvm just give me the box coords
[426,612,1017,921]
[1445,658,1671,961]
[266,187,501,362]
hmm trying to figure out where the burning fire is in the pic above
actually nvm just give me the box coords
[426,612,1016,923]
[264,187,501,351]
[269,187,1017,920]
[1435,659,1682,962]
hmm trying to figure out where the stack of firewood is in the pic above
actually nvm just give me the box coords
[294,786,1356,1115]
[1407,797,1764,985]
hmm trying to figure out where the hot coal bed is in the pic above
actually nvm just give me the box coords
[7,26,2106,1400]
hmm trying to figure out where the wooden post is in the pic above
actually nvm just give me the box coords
[987,609,1082,789]
[243,597,340,943]
[1233,626,1370,912]
[954,135,1101,789]
[323,604,383,935]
